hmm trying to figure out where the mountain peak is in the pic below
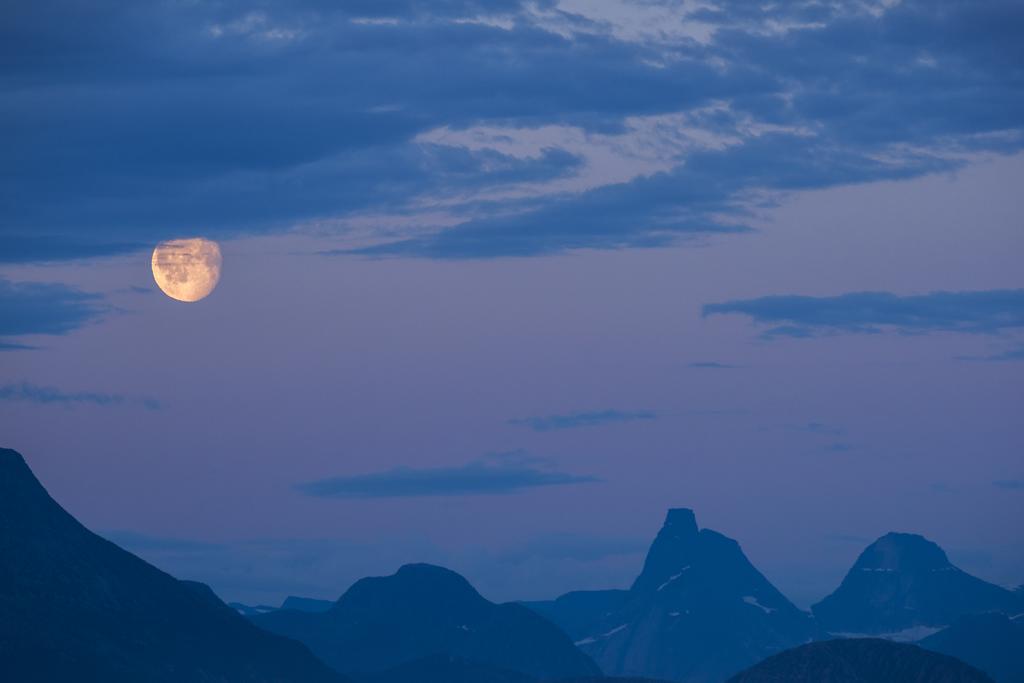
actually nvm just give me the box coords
[256,563,600,679]
[0,446,30,476]
[854,532,952,571]
[664,507,699,532]
[576,508,819,682]
[334,563,489,619]
[630,507,700,593]
[394,562,469,583]
[813,532,1020,634]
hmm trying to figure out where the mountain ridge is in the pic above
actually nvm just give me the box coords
[0,447,346,683]
[252,560,601,679]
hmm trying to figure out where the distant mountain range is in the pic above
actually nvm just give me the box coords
[230,595,335,616]
[251,562,601,680]
[2,445,1021,683]
[0,447,344,683]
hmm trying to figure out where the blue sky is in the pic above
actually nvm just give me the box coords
[1,0,1022,606]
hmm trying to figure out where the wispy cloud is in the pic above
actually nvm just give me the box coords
[0,382,160,410]
[297,453,598,499]
[703,290,1024,339]
[0,278,107,347]
[0,341,37,351]
[993,479,1024,490]
[688,361,737,369]
[509,409,656,432]
[955,345,1024,363]
[793,422,844,436]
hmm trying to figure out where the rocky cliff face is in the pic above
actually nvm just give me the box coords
[564,508,820,683]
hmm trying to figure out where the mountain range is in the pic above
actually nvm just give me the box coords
[2,445,1021,683]
[251,562,601,680]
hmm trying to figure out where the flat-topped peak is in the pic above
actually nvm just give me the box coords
[664,508,698,534]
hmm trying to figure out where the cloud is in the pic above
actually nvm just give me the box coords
[0,277,107,345]
[703,290,1024,338]
[794,422,844,436]
[993,479,1024,490]
[955,345,1024,362]
[0,341,37,351]
[688,361,737,369]
[0,382,161,410]
[509,409,656,432]
[296,453,598,498]
[1,0,1020,261]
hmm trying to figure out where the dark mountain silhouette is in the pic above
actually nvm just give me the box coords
[919,613,1024,683]
[523,590,630,640]
[358,654,537,683]
[0,447,345,683]
[252,562,600,679]
[812,533,1021,635]
[727,638,995,682]
[359,654,670,683]
[558,508,820,683]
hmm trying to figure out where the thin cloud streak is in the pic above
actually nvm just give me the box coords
[297,456,598,499]
[509,409,657,432]
[0,382,161,410]
[703,290,1024,339]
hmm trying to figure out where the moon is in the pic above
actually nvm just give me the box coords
[151,238,222,302]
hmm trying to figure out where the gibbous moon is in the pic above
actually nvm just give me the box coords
[151,238,222,302]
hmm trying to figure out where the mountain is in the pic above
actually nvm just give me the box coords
[359,653,670,683]
[567,508,820,683]
[523,590,630,640]
[252,562,601,679]
[230,595,335,616]
[283,595,335,613]
[229,601,280,616]
[812,533,1021,635]
[358,654,537,683]
[727,638,994,682]
[919,613,1024,683]
[0,447,345,683]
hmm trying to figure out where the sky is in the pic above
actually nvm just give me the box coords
[1,0,1022,608]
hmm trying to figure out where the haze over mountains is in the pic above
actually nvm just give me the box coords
[2,446,1021,683]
